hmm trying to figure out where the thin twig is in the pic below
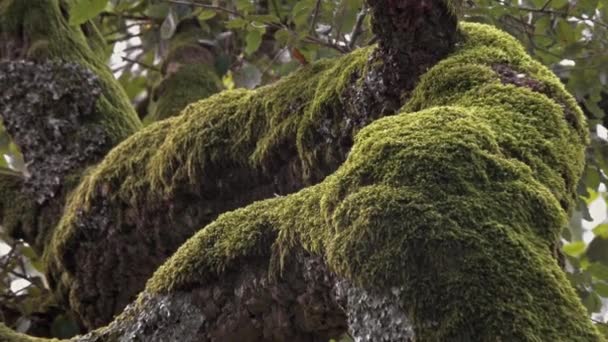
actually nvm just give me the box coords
[310,0,322,35]
[490,0,608,29]
[167,0,348,54]
[99,12,153,22]
[122,56,161,72]
[0,167,22,178]
[303,36,348,53]
[348,4,368,50]
[123,44,144,52]
[167,0,244,18]
[540,0,553,11]
[107,32,144,44]
[262,46,287,76]
[104,22,146,37]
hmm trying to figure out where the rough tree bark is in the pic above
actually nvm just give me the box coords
[0,0,604,340]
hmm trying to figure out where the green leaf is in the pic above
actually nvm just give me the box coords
[551,0,569,8]
[585,98,606,119]
[562,241,586,257]
[18,245,37,260]
[235,0,255,14]
[585,189,600,206]
[246,14,281,24]
[145,3,170,19]
[291,0,316,27]
[274,28,291,45]
[588,262,608,281]
[69,0,108,26]
[583,291,603,313]
[594,223,608,239]
[226,18,248,29]
[593,281,608,297]
[587,237,608,264]
[573,0,599,16]
[245,28,264,55]
[198,10,217,21]
[160,9,178,40]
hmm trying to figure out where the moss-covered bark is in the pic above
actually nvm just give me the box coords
[135,22,597,340]
[41,0,461,328]
[1,21,597,340]
[0,0,459,331]
[0,0,598,339]
[46,46,378,329]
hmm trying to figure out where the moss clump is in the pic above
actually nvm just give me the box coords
[0,0,141,145]
[147,63,222,122]
[145,23,599,339]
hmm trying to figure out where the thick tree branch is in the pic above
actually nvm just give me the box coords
[359,0,460,114]
[27,0,461,331]
[0,0,142,251]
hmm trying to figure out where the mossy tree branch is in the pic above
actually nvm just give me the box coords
[31,0,463,330]
[3,21,601,340]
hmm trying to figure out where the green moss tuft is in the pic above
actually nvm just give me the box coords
[45,44,373,320]
[49,44,372,236]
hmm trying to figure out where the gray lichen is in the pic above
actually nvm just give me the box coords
[0,60,108,203]
[76,291,205,342]
[335,282,414,342]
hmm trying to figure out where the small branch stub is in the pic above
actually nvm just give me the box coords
[364,0,460,111]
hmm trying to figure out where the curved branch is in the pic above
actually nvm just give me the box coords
[35,0,460,330]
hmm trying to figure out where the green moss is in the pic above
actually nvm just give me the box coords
[144,23,599,339]
[48,44,371,220]
[147,63,222,122]
[45,44,373,310]
[597,323,608,338]
[0,0,142,145]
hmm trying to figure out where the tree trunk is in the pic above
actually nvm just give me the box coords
[0,0,604,340]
